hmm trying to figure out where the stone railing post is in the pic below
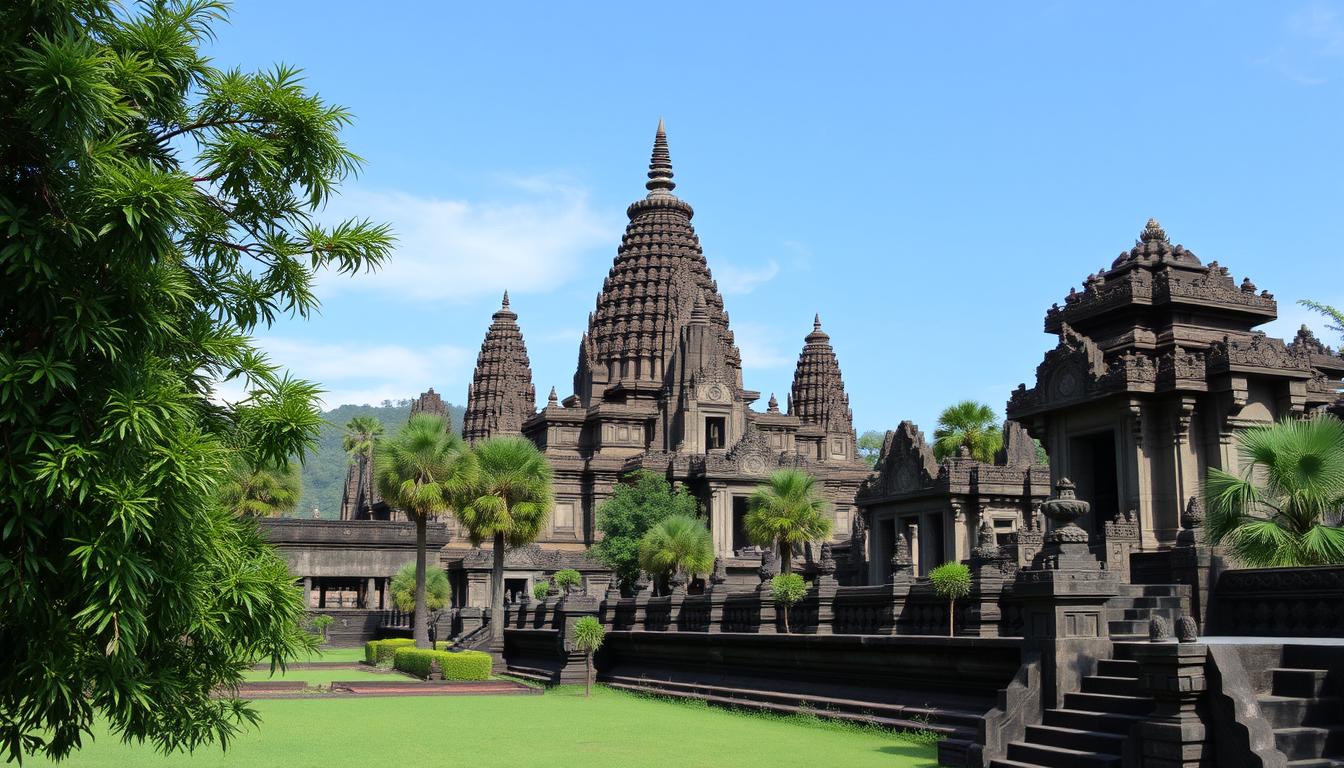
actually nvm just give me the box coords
[966,519,1013,637]
[1131,635,1210,768]
[555,593,600,685]
[755,549,779,634]
[706,557,728,633]
[887,532,915,634]
[631,573,651,631]
[814,542,839,634]
[1015,479,1119,709]
[1101,508,1139,583]
[1172,496,1214,632]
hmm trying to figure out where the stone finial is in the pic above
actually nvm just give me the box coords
[501,290,510,309]
[813,313,821,331]
[978,518,996,549]
[767,393,780,413]
[547,386,559,407]
[1140,218,1168,244]
[1240,277,1257,293]
[1042,477,1090,543]
[1176,615,1198,643]
[1180,496,1204,531]
[709,557,727,586]
[758,549,779,583]
[818,541,837,576]
[667,569,687,596]
[633,571,651,594]
[891,533,913,568]
[645,118,676,196]
[1149,614,1172,642]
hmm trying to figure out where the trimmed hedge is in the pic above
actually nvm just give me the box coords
[393,648,492,681]
[365,638,415,665]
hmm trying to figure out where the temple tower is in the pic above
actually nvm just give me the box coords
[463,293,537,444]
[789,315,857,462]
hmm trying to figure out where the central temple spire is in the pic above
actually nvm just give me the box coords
[646,118,676,197]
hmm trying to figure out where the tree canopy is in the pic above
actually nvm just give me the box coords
[219,455,301,517]
[342,415,385,461]
[0,1,392,760]
[637,513,715,582]
[390,562,451,614]
[857,430,883,468]
[1205,416,1344,567]
[745,469,832,574]
[932,401,1003,462]
[593,471,701,589]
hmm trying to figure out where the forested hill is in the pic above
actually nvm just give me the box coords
[296,400,466,519]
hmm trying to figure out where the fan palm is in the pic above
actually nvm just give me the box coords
[220,456,301,517]
[745,469,832,574]
[374,413,477,647]
[455,436,555,648]
[1205,416,1344,567]
[342,415,384,460]
[933,400,1003,462]
[638,514,715,587]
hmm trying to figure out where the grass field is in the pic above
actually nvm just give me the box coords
[240,667,403,684]
[294,646,367,664]
[45,686,937,768]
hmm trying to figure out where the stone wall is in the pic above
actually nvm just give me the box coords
[1210,565,1344,637]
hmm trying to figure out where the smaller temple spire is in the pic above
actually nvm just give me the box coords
[1139,217,1168,244]
[767,393,780,413]
[547,386,559,407]
[646,119,676,197]
[502,290,510,309]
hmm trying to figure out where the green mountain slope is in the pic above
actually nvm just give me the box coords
[295,400,466,519]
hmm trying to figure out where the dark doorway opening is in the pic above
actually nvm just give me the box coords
[505,577,528,604]
[1068,430,1119,534]
[706,417,726,449]
[732,497,750,553]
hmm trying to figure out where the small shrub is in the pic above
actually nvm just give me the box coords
[770,573,808,633]
[553,569,582,594]
[572,616,606,697]
[929,562,971,636]
[533,580,552,600]
[393,648,492,681]
[311,614,333,643]
[364,637,415,666]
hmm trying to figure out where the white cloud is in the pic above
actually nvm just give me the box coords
[1257,2,1344,84]
[733,322,797,371]
[317,179,618,302]
[714,260,780,295]
[212,338,473,409]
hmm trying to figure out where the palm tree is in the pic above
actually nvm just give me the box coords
[220,456,301,517]
[1206,416,1344,567]
[455,436,554,649]
[374,413,477,648]
[637,514,714,590]
[342,415,384,461]
[745,469,832,574]
[933,400,1003,462]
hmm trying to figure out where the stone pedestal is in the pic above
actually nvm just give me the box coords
[1132,642,1211,767]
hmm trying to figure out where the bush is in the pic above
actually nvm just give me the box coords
[311,614,334,643]
[770,573,808,633]
[364,638,415,666]
[393,648,492,681]
[553,569,582,593]
[929,561,972,637]
[533,580,553,600]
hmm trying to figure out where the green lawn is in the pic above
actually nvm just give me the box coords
[241,667,404,684]
[45,686,936,768]
[295,646,367,664]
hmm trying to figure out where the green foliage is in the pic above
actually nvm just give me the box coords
[0,1,394,759]
[770,573,808,633]
[932,401,1003,462]
[745,470,832,574]
[592,471,701,590]
[342,415,384,460]
[1205,416,1344,567]
[1301,299,1344,345]
[553,568,581,592]
[857,431,884,468]
[310,615,333,638]
[533,580,553,600]
[638,513,715,579]
[572,616,606,654]
[363,638,415,666]
[929,562,972,600]
[392,648,491,681]
[390,562,450,613]
[219,455,301,517]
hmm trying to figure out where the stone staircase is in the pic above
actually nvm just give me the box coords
[1103,583,1190,638]
[1258,666,1344,768]
[990,644,1151,768]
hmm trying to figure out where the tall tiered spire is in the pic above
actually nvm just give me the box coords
[463,292,536,443]
[578,120,740,401]
[788,315,854,434]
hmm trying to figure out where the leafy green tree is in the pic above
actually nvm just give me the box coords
[1205,417,1344,567]
[637,514,715,587]
[1301,299,1344,345]
[930,562,972,636]
[455,436,554,649]
[310,615,334,644]
[770,573,808,633]
[572,616,606,698]
[592,471,701,591]
[0,2,391,760]
[342,415,384,461]
[532,580,553,601]
[745,469,833,574]
[390,561,451,613]
[553,568,582,595]
[858,430,884,468]
[220,455,301,517]
[933,401,1003,462]
[374,414,476,648]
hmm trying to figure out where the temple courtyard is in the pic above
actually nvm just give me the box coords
[42,679,936,768]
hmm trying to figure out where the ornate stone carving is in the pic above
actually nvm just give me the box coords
[709,557,727,586]
[818,541,837,576]
[1176,615,1198,643]
[788,315,855,438]
[1042,478,1090,544]
[1208,333,1310,374]
[463,294,537,443]
[757,549,779,583]
[1149,614,1172,641]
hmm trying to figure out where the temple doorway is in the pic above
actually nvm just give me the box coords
[504,578,528,604]
[1068,430,1119,534]
[732,497,750,553]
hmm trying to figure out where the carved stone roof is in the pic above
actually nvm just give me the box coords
[578,121,740,400]
[788,315,854,435]
[858,420,1048,505]
[410,387,449,422]
[463,292,537,443]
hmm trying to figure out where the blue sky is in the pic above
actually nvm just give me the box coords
[208,1,1344,435]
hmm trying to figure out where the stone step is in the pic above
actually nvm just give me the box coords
[1275,669,1333,699]
[1107,620,1148,636]
[1064,692,1155,717]
[1275,726,1344,761]
[1044,708,1145,735]
[1258,695,1344,729]
[1006,740,1121,768]
[989,760,1046,768]
[1122,596,1185,609]
[1108,607,1181,621]
[1287,760,1344,768]
[1082,675,1143,697]
[1096,659,1141,678]
[1116,583,1187,597]
[1025,724,1126,754]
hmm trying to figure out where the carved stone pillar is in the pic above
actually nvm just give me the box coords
[967,519,1010,637]
[813,542,839,634]
[1132,641,1211,767]
[1101,508,1138,582]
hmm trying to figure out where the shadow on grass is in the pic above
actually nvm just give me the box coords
[876,743,938,763]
